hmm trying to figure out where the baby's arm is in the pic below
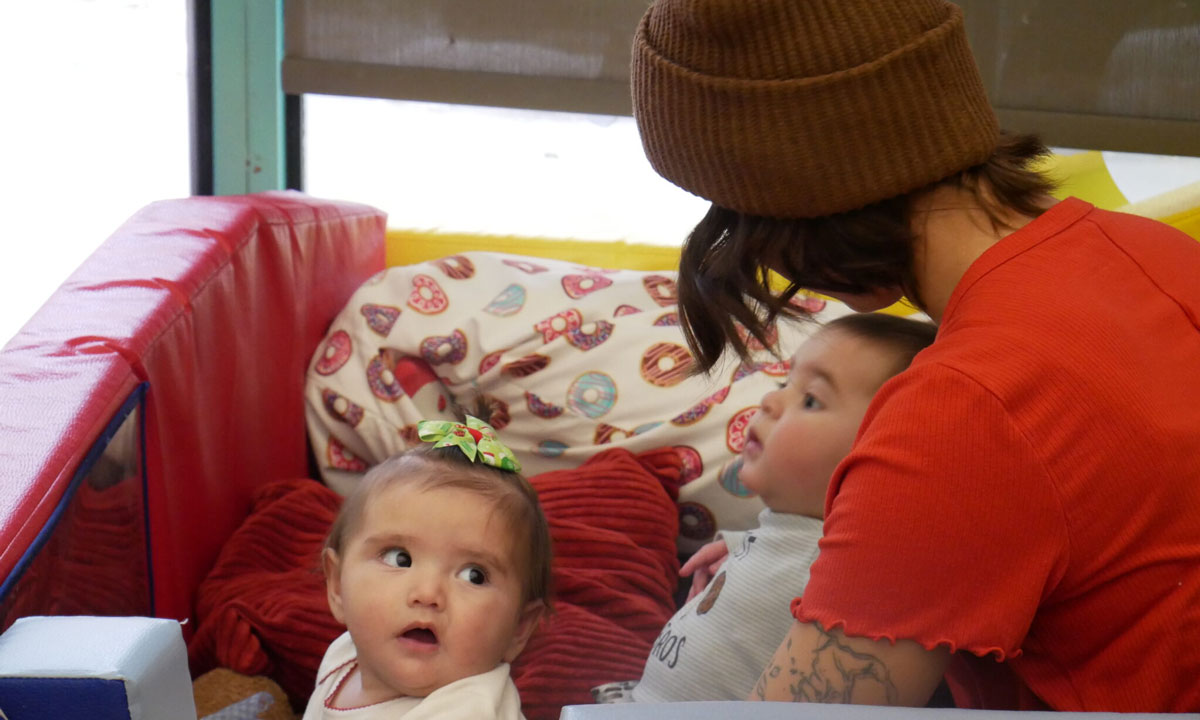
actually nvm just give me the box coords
[678,539,729,602]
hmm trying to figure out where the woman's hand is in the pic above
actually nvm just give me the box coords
[679,539,729,602]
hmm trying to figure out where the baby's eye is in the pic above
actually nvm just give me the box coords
[456,565,488,585]
[802,393,823,410]
[381,548,412,568]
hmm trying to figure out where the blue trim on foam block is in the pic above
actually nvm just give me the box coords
[136,382,154,616]
[0,676,130,720]
[0,383,149,605]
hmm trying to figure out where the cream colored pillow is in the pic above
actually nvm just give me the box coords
[304,251,848,551]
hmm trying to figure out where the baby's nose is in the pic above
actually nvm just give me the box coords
[407,571,445,608]
[759,389,781,414]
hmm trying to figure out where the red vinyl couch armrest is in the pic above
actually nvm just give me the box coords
[0,191,386,627]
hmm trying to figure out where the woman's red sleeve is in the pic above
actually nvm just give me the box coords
[792,364,1068,660]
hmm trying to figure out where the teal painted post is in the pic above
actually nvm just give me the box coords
[211,0,285,195]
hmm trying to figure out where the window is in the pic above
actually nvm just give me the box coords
[302,95,710,245]
[0,0,190,346]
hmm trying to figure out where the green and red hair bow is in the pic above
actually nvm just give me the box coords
[416,415,521,472]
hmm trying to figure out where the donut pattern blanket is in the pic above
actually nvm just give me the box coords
[304,251,845,549]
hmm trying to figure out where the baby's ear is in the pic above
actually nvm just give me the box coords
[323,548,346,624]
[503,600,546,663]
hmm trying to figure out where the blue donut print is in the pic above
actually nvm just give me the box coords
[566,371,617,419]
[632,421,664,436]
[484,283,526,316]
[536,440,569,458]
[719,457,754,497]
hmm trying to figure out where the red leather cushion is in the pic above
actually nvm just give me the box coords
[0,192,386,628]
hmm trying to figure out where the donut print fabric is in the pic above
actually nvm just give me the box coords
[305,251,852,551]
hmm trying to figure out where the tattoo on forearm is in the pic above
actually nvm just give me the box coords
[759,626,899,704]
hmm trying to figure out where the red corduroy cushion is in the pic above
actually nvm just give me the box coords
[188,447,681,719]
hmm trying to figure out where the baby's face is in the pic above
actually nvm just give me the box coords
[740,328,896,517]
[325,481,539,703]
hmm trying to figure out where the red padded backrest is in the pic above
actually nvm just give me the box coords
[0,192,386,628]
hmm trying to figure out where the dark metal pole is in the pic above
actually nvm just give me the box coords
[187,0,213,196]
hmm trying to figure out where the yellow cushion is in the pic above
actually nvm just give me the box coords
[385,154,1199,305]
[387,229,680,272]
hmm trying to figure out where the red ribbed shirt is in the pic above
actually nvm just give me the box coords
[793,198,1200,710]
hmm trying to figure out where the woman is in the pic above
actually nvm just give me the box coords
[630,0,1200,710]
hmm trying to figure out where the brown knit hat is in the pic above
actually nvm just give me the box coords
[631,0,999,219]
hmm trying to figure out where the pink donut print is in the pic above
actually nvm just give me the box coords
[384,352,439,396]
[788,293,827,314]
[759,359,790,377]
[525,391,565,419]
[674,446,703,484]
[360,303,401,336]
[736,321,779,352]
[671,398,713,426]
[707,386,731,405]
[433,254,475,279]
[407,274,449,314]
[479,349,506,375]
[502,258,549,274]
[731,362,755,384]
[565,320,614,351]
[321,389,364,427]
[670,385,730,426]
[613,304,642,317]
[327,436,368,472]
[534,308,583,343]
[653,311,680,326]
[419,329,468,366]
[314,331,352,376]
[642,275,678,307]
[572,265,619,274]
[366,353,405,402]
[561,273,613,299]
[726,406,758,453]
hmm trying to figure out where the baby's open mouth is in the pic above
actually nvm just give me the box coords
[402,627,438,644]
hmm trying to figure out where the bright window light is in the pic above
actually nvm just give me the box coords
[302,95,711,245]
[0,0,190,347]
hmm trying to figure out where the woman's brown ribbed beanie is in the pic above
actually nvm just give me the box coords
[631,0,999,219]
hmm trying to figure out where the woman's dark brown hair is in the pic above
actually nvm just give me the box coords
[677,132,1057,373]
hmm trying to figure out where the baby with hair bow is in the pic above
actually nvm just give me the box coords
[304,416,551,720]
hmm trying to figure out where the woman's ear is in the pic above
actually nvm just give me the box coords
[503,600,546,663]
[323,548,346,624]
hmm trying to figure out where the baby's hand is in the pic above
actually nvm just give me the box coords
[679,539,729,602]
